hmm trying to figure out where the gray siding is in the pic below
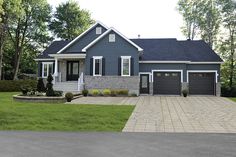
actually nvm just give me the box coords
[64,24,107,53]
[139,63,220,82]
[85,30,139,76]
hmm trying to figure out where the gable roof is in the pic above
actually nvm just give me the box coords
[56,21,108,54]
[131,39,223,62]
[82,27,144,52]
[36,40,71,59]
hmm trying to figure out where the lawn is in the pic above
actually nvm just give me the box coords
[0,92,134,131]
[229,98,236,102]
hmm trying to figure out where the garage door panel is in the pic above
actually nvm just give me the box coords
[153,72,181,95]
[189,73,215,95]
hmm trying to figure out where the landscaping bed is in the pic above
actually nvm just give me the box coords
[13,95,66,103]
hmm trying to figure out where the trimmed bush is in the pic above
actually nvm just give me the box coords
[82,89,88,96]
[54,91,63,97]
[117,89,129,95]
[129,93,137,97]
[91,89,100,96]
[20,85,31,95]
[103,89,111,96]
[37,78,46,92]
[182,89,188,97]
[46,74,54,97]
[0,80,37,92]
[110,90,117,97]
[65,92,73,102]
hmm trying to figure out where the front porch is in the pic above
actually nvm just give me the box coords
[52,57,85,93]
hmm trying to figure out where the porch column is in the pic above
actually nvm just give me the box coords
[54,58,58,76]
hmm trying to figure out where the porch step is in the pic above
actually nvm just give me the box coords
[54,81,80,94]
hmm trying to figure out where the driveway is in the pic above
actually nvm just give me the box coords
[123,96,236,133]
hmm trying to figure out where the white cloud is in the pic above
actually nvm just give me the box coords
[49,0,185,39]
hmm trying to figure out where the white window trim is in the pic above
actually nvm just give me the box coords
[121,56,131,76]
[42,62,53,78]
[151,70,183,83]
[96,27,102,34]
[139,72,152,82]
[93,56,103,76]
[187,70,218,83]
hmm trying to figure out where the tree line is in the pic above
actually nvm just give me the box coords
[0,0,93,80]
[177,0,235,93]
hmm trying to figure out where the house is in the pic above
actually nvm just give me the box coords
[35,21,223,96]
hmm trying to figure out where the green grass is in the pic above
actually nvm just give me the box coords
[0,92,134,131]
[229,97,236,102]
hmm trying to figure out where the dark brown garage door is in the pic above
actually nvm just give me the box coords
[153,72,181,95]
[189,73,215,95]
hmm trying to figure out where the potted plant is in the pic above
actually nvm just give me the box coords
[65,92,74,102]
[182,89,188,97]
[82,89,88,97]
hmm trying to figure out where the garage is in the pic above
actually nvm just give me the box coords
[153,72,181,95]
[189,73,215,95]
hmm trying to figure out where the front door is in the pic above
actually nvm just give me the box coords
[67,61,79,81]
[140,74,149,94]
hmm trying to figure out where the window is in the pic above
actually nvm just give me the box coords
[42,62,53,78]
[93,56,102,76]
[121,56,131,76]
[96,27,102,34]
[109,34,115,42]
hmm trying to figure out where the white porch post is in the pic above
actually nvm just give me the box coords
[54,58,58,76]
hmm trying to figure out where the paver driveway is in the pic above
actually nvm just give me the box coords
[123,96,236,133]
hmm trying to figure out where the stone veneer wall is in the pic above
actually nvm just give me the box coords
[84,75,140,95]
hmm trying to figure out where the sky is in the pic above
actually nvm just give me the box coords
[48,0,186,40]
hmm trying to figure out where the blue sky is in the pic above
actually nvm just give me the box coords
[48,0,185,39]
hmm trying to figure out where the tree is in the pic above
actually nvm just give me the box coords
[49,0,94,40]
[8,0,51,80]
[217,0,236,91]
[177,0,221,47]
[0,0,22,80]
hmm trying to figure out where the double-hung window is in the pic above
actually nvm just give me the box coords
[42,62,53,78]
[93,56,103,76]
[121,56,131,76]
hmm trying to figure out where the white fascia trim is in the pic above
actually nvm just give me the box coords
[121,56,131,59]
[189,62,224,64]
[82,28,144,52]
[56,21,108,54]
[187,70,218,83]
[49,54,86,59]
[139,61,223,64]
[93,56,103,76]
[139,72,152,82]
[151,69,183,83]
[34,58,55,61]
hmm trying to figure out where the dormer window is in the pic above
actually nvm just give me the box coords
[96,27,102,34]
[109,34,115,42]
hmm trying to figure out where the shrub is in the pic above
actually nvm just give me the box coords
[82,89,88,96]
[0,80,37,92]
[182,89,188,97]
[91,89,100,96]
[65,92,73,102]
[46,74,54,97]
[110,90,117,97]
[103,89,111,96]
[54,91,63,97]
[129,93,137,97]
[221,86,236,97]
[117,89,129,95]
[37,78,46,92]
[20,85,30,95]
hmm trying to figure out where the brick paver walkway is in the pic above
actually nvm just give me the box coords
[123,96,236,133]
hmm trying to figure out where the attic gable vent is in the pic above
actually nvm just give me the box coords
[96,27,102,34]
[109,34,115,42]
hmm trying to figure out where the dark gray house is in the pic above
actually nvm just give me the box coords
[35,21,223,96]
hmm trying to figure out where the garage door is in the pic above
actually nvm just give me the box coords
[153,72,181,95]
[189,73,215,95]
